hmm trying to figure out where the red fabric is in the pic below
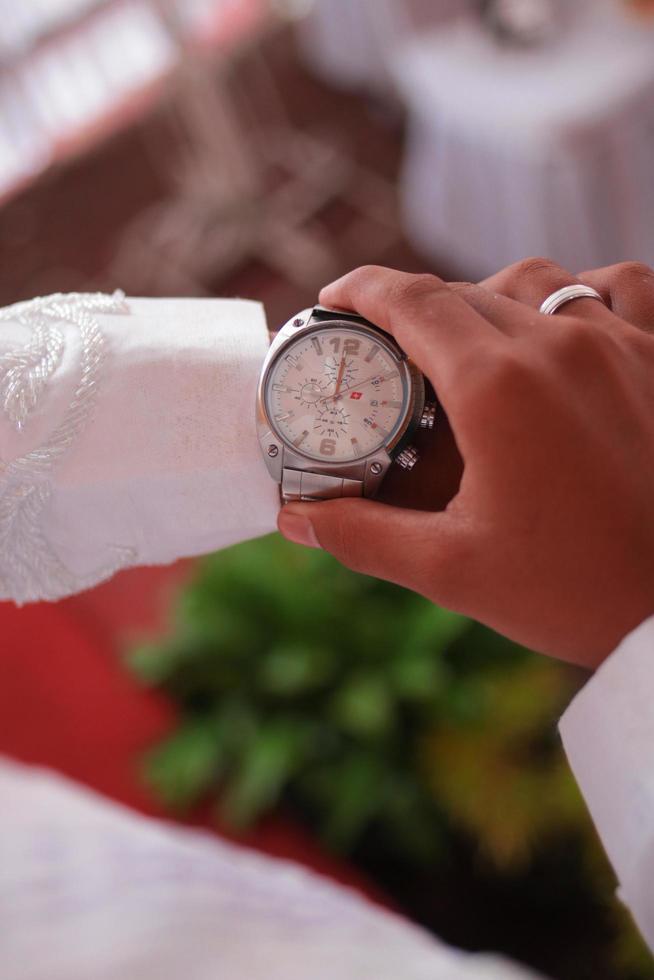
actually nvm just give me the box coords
[0,567,179,811]
[0,563,387,902]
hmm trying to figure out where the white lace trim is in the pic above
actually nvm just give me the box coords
[0,291,137,604]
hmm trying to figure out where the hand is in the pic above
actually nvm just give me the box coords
[277,262,654,669]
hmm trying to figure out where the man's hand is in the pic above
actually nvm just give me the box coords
[277,262,654,669]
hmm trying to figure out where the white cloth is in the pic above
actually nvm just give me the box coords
[0,291,652,978]
[0,293,278,603]
[0,757,541,980]
[296,0,469,96]
[560,615,654,953]
[393,4,654,277]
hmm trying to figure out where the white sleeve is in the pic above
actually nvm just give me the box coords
[559,615,654,950]
[0,757,546,980]
[0,291,279,604]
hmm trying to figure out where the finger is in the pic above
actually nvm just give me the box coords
[576,262,654,335]
[319,266,503,392]
[447,281,544,337]
[480,257,614,323]
[277,498,471,607]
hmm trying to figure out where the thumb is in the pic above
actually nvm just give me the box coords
[277,497,469,601]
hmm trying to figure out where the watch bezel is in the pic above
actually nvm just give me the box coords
[256,309,424,478]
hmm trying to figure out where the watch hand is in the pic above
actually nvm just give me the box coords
[334,353,347,398]
[319,374,382,405]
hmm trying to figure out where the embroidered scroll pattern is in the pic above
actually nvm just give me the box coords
[0,291,136,603]
[0,320,65,429]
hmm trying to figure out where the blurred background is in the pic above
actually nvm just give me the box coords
[1,1,654,978]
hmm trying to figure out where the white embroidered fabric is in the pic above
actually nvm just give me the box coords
[0,292,133,603]
[0,293,279,603]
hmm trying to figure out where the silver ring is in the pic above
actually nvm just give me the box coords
[539,284,605,316]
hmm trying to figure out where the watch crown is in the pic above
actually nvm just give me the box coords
[395,445,419,471]
[420,401,437,430]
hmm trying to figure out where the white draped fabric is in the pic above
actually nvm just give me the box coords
[295,0,469,96]
[393,6,654,277]
[0,757,543,980]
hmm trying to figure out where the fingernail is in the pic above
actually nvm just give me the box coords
[278,508,322,549]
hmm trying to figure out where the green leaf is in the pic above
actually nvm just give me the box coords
[390,652,445,701]
[129,642,187,685]
[329,673,395,739]
[144,717,226,811]
[258,642,336,697]
[220,719,312,828]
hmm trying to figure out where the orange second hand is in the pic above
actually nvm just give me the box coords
[320,374,384,406]
[334,354,346,397]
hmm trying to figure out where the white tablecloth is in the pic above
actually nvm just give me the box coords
[296,0,470,96]
[393,4,654,277]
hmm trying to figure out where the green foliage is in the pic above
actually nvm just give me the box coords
[128,534,650,977]
[131,535,473,857]
[130,536,575,853]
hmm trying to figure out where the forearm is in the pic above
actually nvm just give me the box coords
[0,292,278,603]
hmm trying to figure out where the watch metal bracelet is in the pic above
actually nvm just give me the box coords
[279,305,369,503]
[281,467,363,503]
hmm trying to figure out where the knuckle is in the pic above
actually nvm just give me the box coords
[351,263,384,279]
[509,256,559,281]
[345,264,386,288]
[390,273,442,311]
[612,261,654,288]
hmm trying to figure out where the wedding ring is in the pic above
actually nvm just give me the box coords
[539,284,606,316]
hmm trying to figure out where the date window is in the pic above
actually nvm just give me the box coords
[350,391,363,400]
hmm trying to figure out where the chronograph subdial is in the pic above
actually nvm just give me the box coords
[297,377,328,408]
[314,405,350,439]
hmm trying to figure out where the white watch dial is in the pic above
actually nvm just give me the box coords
[264,324,410,463]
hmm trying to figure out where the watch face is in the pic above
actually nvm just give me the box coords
[264,323,411,464]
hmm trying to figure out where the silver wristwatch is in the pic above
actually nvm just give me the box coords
[256,305,437,502]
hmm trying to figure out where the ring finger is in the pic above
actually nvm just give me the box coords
[479,257,613,323]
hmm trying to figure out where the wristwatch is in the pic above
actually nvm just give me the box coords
[256,305,437,502]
